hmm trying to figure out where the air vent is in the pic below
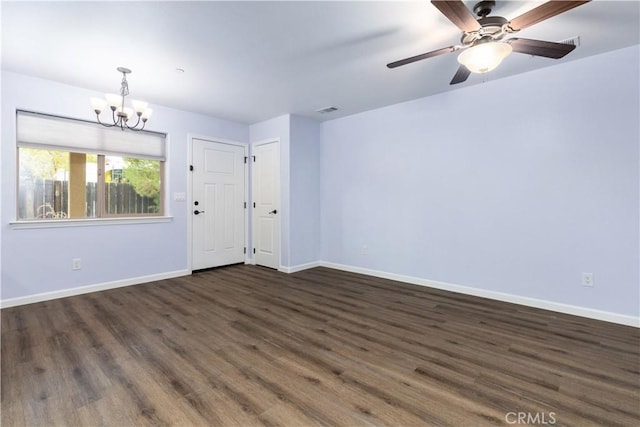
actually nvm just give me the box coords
[557,36,580,47]
[316,106,338,114]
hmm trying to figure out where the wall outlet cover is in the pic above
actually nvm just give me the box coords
[582,272,594,287]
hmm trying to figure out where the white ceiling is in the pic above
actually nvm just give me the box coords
[2,1,639,124]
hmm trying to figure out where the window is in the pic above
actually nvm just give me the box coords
[16,111,165,220]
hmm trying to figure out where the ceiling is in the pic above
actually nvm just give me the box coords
[2,1,639,124]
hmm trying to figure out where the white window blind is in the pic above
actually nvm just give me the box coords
[17,110,166,160]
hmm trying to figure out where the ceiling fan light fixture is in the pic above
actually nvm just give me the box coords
[457,41,512,74]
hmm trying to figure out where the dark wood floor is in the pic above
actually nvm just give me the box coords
[2,265,639,426]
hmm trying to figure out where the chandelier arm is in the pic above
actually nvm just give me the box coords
[125,115,142,130]
[115,110,128,131]
[126,123,145,132]
[95,113,118,128]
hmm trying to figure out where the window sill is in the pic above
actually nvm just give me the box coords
[9,216,173,229]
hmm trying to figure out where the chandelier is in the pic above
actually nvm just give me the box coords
[91,67,152,131]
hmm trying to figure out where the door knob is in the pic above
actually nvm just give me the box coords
[194,210,205,215]
[269,209,278,214]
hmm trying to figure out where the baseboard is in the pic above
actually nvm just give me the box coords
[5,262,636,327]
[0,269,190,309]
[279,261,322,274]
[319,261,639,328]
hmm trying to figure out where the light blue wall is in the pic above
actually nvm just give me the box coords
[1,71,248,300]
[320,45,640,317]
[3,45,639,320]
[290,115,320,266]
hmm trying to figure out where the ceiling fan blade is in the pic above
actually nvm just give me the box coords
[508,1,590,31]
[387,46,457,68]
[508,38,576,59]
[450,65,471,85]
[431,1,481,33]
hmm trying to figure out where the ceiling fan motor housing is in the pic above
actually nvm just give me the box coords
[474,1,495,17]
[461,15,508,45]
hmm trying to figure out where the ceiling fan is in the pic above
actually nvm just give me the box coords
[387,0,591,84]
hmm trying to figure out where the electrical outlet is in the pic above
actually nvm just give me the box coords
[361,245,368,255]
[582,272,594,287]
[72,258,82,271]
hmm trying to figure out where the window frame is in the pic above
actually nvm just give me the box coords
[14,110,168,224]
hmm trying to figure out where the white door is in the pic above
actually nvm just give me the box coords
[192,138,246,270]
[252,140,280,269]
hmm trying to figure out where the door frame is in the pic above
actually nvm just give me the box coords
[188,134,249,272]
[250,138,281,269]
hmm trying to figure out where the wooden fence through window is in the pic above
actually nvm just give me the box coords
[18,179,158,219]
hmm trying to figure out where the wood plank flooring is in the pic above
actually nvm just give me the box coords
[2,265,639,426]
